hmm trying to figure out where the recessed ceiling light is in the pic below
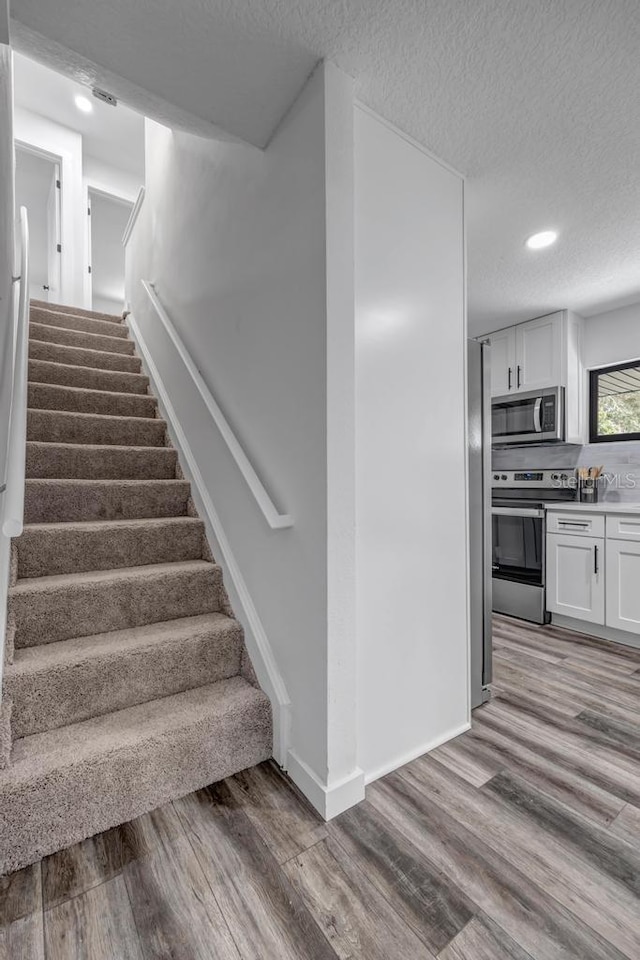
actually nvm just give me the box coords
[74,94,93,114]
[526,230,558,250]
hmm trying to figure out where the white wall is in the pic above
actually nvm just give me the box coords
[583,302,640,370]
[13,107,84,306]
[84,156,141,204]
[89,192,131,313]
[355,106,468,782]
[126,63,361,817]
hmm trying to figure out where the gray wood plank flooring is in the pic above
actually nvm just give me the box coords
[2,613,640,958]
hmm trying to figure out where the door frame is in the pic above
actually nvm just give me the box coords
[85,185,134,313]
[14,141,64,302]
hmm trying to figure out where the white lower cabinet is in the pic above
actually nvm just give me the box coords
[605,539,640,635]
[546,532,605,624]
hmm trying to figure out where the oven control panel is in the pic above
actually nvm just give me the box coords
[491,469,576,489]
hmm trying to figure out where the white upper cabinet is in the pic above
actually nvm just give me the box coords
[486,327,516,396]
[515,313,562,392]
[481,310,584,443]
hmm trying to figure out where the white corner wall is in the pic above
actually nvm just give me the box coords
[83,156,142,204]
[354,105,469,783]
[13,107,84,306]
[126,63,361,818]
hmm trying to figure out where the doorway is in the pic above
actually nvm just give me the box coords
[14,144,62,302]
[87,189,133,315]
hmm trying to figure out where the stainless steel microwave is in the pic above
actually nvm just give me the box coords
[491,386,564,445]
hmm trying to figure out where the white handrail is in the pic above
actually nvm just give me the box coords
[141,280,293,530]
[122,186,145,247]
[2,206,30,537]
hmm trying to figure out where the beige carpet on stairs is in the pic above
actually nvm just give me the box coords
[0,299,272,875]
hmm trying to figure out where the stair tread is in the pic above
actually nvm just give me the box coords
[27,408,165,428]
[30,321,134,353]
[29,340,142,373]
[22,516,203,534]
[31,299,124,322]
[30,307,128,337]
[4,677,266,779]
[27,440,174,453]
[16,516,205,578]
[29,358,149,393]
[25,477,187,488]
[12,558,215,594]
[24,478,192,523]
[29,334,140,360]
[7,612,239,674]
[28,381,154,403]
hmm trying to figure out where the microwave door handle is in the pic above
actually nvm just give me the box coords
[533,397,542,432]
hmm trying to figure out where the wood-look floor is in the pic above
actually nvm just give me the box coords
[2,613,640,959]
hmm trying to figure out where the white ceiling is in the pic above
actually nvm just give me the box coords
[13,53,145,177]
[10,0,640,331]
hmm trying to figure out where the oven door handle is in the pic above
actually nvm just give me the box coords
[533,397,542,432]
[491,506,545,518]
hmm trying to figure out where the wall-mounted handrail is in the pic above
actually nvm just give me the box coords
[122,186,145,247]
[2,206,30,537]
[141,280,293,530]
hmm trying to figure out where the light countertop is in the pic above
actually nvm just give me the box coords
[546,502,640,515]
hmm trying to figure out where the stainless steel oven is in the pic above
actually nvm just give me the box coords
[492,503,546,623]
[492,469,577,623]
[492,386,564,445]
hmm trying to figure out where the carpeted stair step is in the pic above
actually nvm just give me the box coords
[16,517,205,578]
[26,441,177,479]
[30,306,129,339]
[28,358,149,394]
[30,298,124,323]
[5,612,243,738]
[10,559,223,647]
[27,382,157,418]
[27,409,167,447]
[29,321,135,356]
[24,479,191,523]
[0,676,271,873]
[29,339,141,373]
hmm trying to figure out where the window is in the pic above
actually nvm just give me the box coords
[589,360,640,442]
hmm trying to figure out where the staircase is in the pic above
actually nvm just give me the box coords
[0,299,272,875]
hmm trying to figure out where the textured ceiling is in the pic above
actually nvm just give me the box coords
[10,0,640,330]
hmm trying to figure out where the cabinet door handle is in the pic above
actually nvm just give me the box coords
[517,365,522,388]
[594,544,598,575]
[508,367,512,390]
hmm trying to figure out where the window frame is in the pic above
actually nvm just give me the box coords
[589,359,640,443]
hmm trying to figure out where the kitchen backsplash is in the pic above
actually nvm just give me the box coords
[492,442,640,502]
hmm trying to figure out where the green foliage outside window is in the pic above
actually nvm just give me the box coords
[598,391,640,435]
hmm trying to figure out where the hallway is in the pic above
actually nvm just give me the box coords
[2,614,639,958]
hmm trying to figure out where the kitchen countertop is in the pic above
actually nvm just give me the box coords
[545,501,640,514]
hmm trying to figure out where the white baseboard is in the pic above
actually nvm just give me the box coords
[127,311,292,766]
[286,750,365,821]
[363,721,472,785]
[551,614,640,650]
